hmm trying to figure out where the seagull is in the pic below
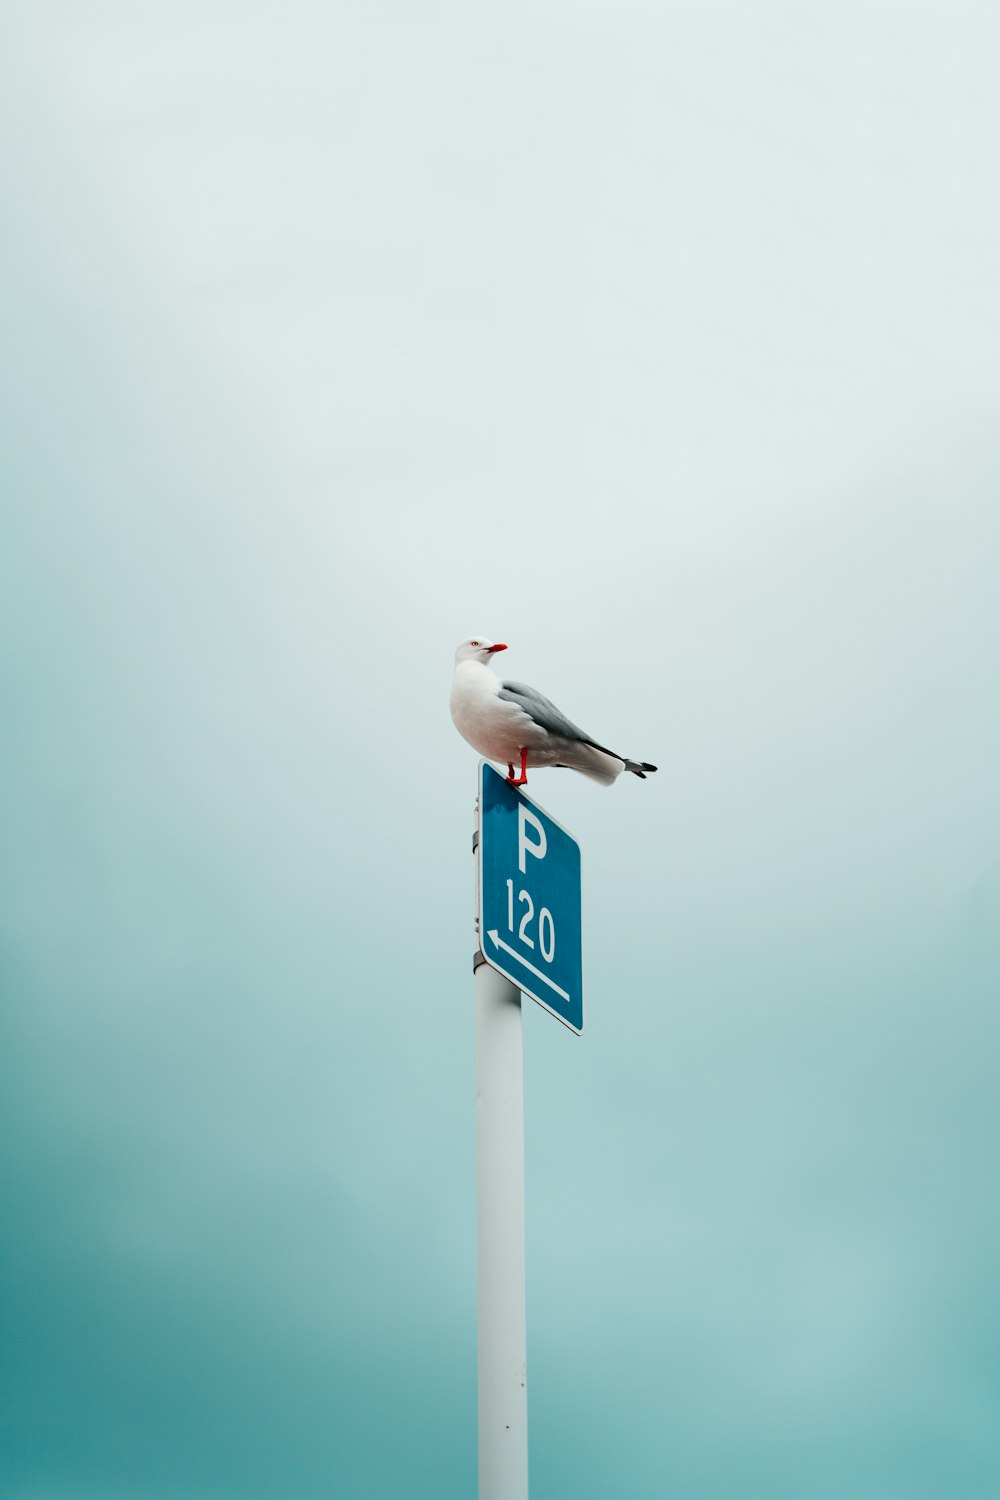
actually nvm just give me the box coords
[450,636,657,788]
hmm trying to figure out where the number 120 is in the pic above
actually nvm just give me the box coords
[506,879,555,963]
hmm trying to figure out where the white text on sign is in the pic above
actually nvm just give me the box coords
[505,881,556,963]
[518,806,547,873]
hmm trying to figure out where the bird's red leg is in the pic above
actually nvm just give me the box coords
[506,748,529,787]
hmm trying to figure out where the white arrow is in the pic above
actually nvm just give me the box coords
[486,930,571,1001]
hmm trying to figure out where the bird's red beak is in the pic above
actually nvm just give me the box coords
[487,642,508,653]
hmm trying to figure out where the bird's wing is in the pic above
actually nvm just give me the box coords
[499,679,623,760]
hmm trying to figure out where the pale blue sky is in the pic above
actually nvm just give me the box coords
[2,3,999,1497]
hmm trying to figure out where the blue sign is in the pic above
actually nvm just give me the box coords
[478,761,583,1035]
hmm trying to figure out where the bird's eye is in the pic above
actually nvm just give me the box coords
[471,640,480,647]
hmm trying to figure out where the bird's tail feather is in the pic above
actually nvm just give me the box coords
[581,736,658,784]
[572,748,657,785]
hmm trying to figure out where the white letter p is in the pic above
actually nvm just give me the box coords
[518,806,547,874]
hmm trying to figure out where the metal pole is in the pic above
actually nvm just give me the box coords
[474,799,529,1500]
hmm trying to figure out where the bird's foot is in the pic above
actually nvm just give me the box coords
[505,749,529,787]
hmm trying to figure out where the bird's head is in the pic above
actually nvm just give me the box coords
[454,636,508,666]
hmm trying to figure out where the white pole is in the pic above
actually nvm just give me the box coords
[474,799,529,1500]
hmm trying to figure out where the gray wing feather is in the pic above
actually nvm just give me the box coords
[500,679,657,779]
[498,679,625,759]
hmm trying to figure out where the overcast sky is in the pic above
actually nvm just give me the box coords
[2,3,999,1497]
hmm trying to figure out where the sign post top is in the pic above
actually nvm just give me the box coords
[478,761,583,1035]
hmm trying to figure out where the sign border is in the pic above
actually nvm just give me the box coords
[477,759,584,1036]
